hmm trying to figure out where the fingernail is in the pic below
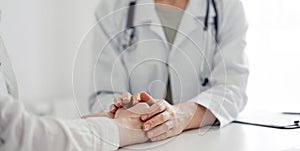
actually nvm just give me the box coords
[141,115,148,120]
[143,124,150,130]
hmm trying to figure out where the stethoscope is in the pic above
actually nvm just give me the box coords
[122,0,219,49]
[89,0,219,105]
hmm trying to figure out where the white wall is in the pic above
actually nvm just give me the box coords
[243,0,300,112]
[0,0,100,115]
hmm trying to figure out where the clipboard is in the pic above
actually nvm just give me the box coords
[233,111,300,129]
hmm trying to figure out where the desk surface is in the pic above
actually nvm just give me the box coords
[119,123,300,151]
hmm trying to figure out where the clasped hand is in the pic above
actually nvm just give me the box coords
[82,91,215,145]
[110,91,198,142]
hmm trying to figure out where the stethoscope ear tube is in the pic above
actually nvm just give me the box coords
[204,0,219,42]
[211,0,219,42]
[123,0,137,50]
[126,1,136,29]
[204,0,210,31]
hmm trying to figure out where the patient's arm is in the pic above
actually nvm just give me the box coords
[1,95,149,151]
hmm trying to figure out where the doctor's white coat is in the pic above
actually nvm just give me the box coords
[90,0,249,127]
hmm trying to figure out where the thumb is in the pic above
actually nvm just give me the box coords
[140,91,156,105]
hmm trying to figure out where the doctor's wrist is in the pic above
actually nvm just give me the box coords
[184,103,216,130]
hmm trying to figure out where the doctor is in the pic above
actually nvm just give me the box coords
[91,0,249,141]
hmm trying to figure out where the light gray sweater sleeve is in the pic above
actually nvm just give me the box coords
[0,93,119,151]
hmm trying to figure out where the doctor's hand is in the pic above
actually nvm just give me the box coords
[139,92,216,142]
[109,92,142,114]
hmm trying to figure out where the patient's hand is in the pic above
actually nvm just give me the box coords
[82,103,150,147]
[113,103,150,147]
[81,102,150,119]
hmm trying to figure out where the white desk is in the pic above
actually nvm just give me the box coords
[119,123,300,151]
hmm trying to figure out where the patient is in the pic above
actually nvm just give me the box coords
[0,95,150,150]
[0,34,150,150]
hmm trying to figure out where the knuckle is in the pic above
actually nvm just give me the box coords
[160,113,166,121]
[158,102,166,111]
[163,123,169,131]
[161,112,170,121]
[156,99,163,105]
[150,104,160,114]
[133,93,139,99]
[169,111,175,118]
[132,94,140,103]
[122,98,131,104]
[167,130,173,136]
[151,128,161,137]
[122,96,128,101]
[165,121,173,130]
[147,120,154,127]
[152,136,161,142]
[122,92,130,99]
[114,98,122,106]
[137,94,141,100]
[171,128,179,135]
[146,131,152,138]
[151,138,156,142]
[147,102,165,116]
[161,133,168,140]
[155,127,163,134]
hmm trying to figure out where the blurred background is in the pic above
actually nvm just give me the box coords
[0,0,100,118]
[0,0,299,118]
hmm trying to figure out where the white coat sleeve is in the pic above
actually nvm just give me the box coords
[0,73,119,151]
[90,0,128,113]
[189,0,249,127]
